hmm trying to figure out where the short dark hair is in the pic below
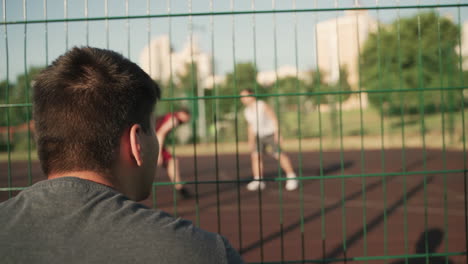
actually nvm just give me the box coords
[241,88,254,95]
[33,47,160,175]
[177,107,191,115]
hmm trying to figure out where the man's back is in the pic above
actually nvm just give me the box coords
[0,177,242,263]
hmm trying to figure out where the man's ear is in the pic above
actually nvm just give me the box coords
[129,124,143,167]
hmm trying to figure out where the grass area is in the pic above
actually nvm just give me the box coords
[280,107,466,140]
[0,151,37,162]
[174,134,465,156]
[1,108,466,161]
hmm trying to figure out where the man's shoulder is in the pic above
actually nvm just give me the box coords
[124,206,217,244]
[105,202,241,262]
[0,179,243,263]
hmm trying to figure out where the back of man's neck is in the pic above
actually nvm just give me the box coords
[48,171,116,189]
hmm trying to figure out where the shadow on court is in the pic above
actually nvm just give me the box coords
[390,228,454,264]
[321,160,354,175]
[238,155,435,257]
[320,176,434,263]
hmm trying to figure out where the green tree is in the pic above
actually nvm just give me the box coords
[268,76,306,106]
[0,67,42,151]
[0,80,13,127]
[218,62,265,118]
[305,67,352,105]
[1,67,43,127]
[222,62,258,95]
[329,67,352,104]
[0,80,10,102]
[361,11,463,115]
[304,69,326,105]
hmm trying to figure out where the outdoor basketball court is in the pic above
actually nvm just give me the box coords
[1,148,466,263]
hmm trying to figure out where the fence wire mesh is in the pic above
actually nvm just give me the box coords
[1,0,467,263]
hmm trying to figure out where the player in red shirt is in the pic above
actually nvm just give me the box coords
[155,109,192,199]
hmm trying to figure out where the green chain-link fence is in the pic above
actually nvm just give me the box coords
[1,0,467,263]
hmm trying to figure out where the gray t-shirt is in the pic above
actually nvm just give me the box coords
[0,177,244,264]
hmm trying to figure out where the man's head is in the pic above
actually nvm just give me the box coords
[33,47,160,200]
[175,108,191,124]
[240,88,256,106]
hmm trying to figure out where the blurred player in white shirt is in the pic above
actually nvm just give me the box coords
[240,89,298,191]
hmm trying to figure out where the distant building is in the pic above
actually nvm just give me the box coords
[256,65,309,87]
[316,9,376,109]
[139,35,172,84]
[462,21,468,99]
[202,75,225,89]
[317,9,377,88]
[139,35,212,88]
[462,21,468,70]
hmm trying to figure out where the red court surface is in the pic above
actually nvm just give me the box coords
[1,148,467,263]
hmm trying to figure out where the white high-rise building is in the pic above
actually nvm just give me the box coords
[461,20,468,99]
[462,21,468,70]
[256,65,309,87]
[139,35,172,84]
[317,9,377,88]
[316,9,376,109]
[139,35,212,88]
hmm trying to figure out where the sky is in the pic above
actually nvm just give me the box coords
[1,0,467,82]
